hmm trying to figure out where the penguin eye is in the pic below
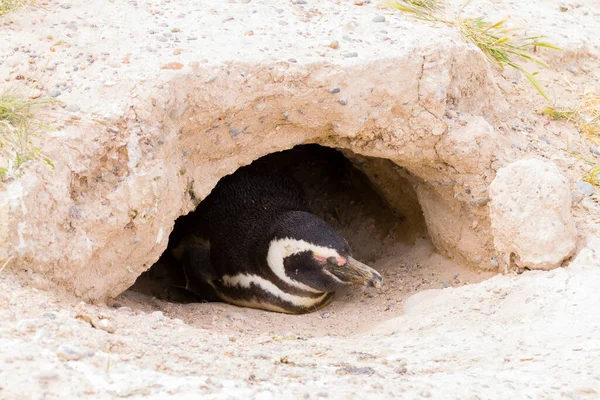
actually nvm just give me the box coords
[326,257,338,265]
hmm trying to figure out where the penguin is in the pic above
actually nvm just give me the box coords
[172,164,383,314]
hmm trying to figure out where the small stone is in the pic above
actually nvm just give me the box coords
[288,58,297,63]
[342,52,358,58]
[395,367,408,374]
[590,145,600,156]
[329,87,340,94]
[576,181,594,197]
[567,65,579,74]
[329,40,339,49]
[65,104,80,112]
[320,312,330,319]
[91,318,116,334]
[559,5,568,12]
[339,99,347,105]
[160,62,184,70]
[152,311,165,321]
[205,75,217,83]
[293,0,307,4]
[336,366,375,375]
[43,313,57,319]
[372,15,386,23]
[57,344,84,361]
[49,89,62,97]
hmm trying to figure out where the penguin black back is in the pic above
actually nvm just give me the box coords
[176,163,383,314]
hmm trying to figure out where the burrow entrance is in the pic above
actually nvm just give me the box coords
[121,145,492,336]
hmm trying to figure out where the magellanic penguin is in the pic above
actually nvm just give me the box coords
[174,165,383,314]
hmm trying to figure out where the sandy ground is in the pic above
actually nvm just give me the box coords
[1,0,600,399]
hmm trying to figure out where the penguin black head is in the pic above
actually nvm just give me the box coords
[267,211,383,293]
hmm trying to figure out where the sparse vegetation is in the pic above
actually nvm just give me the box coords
[386,0,560,100]
[0,88,54,180]
[0,0,28,16]
[545,88,600,186]
[544,88,600,138]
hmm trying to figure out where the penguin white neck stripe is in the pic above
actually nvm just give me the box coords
[221,273,329,308]
[266,237,343,293]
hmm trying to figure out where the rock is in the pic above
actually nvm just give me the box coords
[328,87,340,94]
[489,158,577,270]
[49,89,61,97]
[576,181,594,197]
[372,15,386,23]
[0,0,506,302]
[65,104,80,112]
[567,65,579,74]
[329,40,339,49]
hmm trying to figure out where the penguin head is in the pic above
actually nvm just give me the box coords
[267,211,383,293]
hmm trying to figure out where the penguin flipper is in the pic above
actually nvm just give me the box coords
[181,244,220,302]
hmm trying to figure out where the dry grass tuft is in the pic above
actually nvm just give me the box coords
[545,88,600,138]
[386,0,560,100]
[0,88,54,180]
[0,0,29,16]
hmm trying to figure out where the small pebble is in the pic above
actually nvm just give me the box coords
[57,344,84,361]
[329,87,340,94]
[329,40,339,49]
[152,311,165,321]
[49,89,62,97]
[342,35,352,41]
[65,105,80,112]
[293,0,307,4]
[372,15,386,23]
[576,181,594,197]
[43,313,57,320]
[336,366,375,375]
[395,367,408,374]
[320,312,330,319]
[590,145,600,156]
[342,52,358,58]
[567,65,579,74]
[288,58,297,63]
[339,99,347,105]
[91,318,116,333]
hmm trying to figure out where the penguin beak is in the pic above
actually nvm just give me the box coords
[325,256,383,289]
